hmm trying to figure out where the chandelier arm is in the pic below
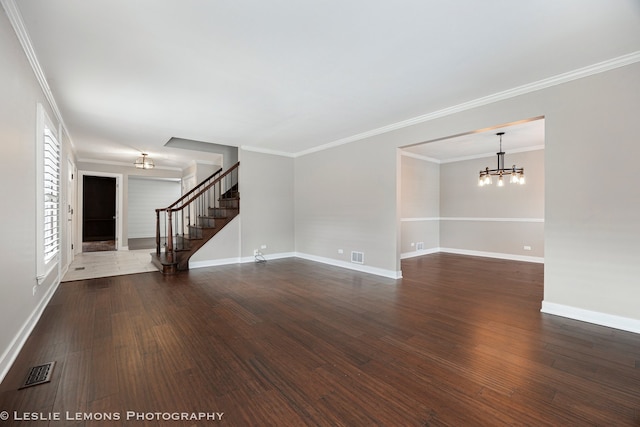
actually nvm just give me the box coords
[478,133,525,185]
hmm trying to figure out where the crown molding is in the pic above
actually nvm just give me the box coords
[295,51,640,158]
[240,145,296,158]
[439,144,546,164]
[1,0,74,148]
[400,144,544,164]
[400,151,441,164]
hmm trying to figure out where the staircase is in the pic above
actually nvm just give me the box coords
[151,162,239,274]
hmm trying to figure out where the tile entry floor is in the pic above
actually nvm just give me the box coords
[62,249,158,282]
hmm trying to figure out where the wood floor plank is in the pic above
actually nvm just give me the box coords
[51,349,92,420]
[1,254,640,426]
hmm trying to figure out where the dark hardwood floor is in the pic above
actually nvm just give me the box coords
[1,254,639,426]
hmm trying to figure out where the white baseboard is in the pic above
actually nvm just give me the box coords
[295,252,402,280]
[0,278,61,383]
[439,247,544,263]
[400,248,440,259]
[189,257,241,269]
[239,252,296,264]
[190,251,401,279]
[541,301,640,334]
[189,252,297,269]
[191,248,540,279]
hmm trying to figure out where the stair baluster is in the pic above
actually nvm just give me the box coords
[152,162,240,274]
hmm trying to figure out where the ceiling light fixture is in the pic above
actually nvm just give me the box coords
[134,153,154,169]
[478,132,524,187]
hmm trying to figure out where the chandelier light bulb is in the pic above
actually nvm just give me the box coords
[477,132,525,187]
[510,167,519,183]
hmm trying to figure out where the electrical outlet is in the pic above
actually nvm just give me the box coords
[32,286,37,296]
[338,249,343,254]
[261,244,267,249]
[254,249,259,256]
[411,242,415,247]
[523,245,532,251]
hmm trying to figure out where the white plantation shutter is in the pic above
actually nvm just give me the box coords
[36,103,61,283]
[43,127,60,263]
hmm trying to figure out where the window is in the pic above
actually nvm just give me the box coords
[36,104,61,282]
[43,127,60,263]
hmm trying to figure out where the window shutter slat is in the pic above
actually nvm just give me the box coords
[43,125,60,264]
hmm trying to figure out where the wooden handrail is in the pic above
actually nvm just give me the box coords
[164,166,223,211]
[155,162,239,261]
[163,162,239,213]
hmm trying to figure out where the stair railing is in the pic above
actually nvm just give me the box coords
[155,162,239,262]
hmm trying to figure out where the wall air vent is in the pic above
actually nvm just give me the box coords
[416,242,424,251]
[351,251,364,264]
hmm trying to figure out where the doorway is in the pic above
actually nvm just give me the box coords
[398,117,545,263]
[82,175,116,252]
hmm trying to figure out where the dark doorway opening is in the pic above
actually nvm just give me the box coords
[82,175,116,252]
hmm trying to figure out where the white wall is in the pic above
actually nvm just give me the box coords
[189,150,296,267]
[128,177,181,239]
[439,149,545,260]
[182,161,222,186]
[295,139,400,277]
[0,9,75,380]
[400,154,440,257]
[240,149,295,259]
[542,66,640,324]
[189,217,241,267]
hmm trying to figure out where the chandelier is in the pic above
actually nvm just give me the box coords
[134,153,154,169]
[478,132,524,187]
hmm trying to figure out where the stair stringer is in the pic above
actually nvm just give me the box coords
[187,214,241,268]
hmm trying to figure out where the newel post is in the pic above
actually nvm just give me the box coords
[167,209,174,263]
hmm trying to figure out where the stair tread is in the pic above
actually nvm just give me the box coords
[151,252,175,263]
[154,209,239,274]
[180,235,204,241]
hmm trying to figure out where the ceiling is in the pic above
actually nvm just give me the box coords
[11,0,640,168]
[402,118,545,163]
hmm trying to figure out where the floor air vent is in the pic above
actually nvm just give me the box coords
[351,251,364,264]
[20,362,55,389]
